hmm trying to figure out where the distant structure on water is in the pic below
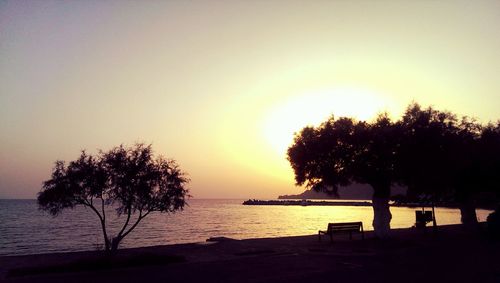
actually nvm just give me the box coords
[242,199,372,206]
[278,183,407,200]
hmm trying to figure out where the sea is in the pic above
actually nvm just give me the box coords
[0,199,493,256]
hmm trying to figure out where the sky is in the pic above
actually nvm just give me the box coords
[1,0,500,199]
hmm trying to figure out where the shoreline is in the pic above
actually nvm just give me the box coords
[1,223,499,282]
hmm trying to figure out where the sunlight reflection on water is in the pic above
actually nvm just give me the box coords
[0,199,492,256]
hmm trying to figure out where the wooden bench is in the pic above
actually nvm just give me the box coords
[318,222,364,242]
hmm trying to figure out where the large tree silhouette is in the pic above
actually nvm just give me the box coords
[289,103,500,235]
[398,103,493,227]
[288,115,400,238]
[478,122,500,196]
[287,117,358,196]
[38,144,189,253]
[352,114,401,238]
[397,104,457,205]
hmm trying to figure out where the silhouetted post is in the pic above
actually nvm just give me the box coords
[431,202,437,235]
[422,206,427,233]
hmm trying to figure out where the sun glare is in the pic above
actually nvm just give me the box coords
[262,87,392,156]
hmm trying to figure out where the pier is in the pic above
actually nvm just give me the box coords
[242,199,372,206]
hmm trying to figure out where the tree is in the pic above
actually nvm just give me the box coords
[478,122,500,197]
[449,116,483,226]
[351,114,401,238]
[38,144,189,253]
[397,104,457,203]
[398,103,487,227]
[288,115,400,238]
[287,117,358,197]
[289,103,500,234]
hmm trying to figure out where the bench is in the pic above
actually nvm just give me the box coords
[318,222,364,242]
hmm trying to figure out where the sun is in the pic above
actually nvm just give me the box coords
[261,87,394,156]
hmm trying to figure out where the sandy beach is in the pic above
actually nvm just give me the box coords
[1,224,498,283]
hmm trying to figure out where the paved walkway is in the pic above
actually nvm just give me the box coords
[1,225,499,282]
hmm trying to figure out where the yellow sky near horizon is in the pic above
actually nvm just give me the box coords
[1,1,500,199]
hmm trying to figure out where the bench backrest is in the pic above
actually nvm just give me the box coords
[327,222,363,232]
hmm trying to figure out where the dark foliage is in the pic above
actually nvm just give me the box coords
[38,144,189,253]
[351,114,401,198]
[287,114,400,199]
[397,103,459,200]
[288,102,500,230]
[287,117,358,196]
[398,103,500,225]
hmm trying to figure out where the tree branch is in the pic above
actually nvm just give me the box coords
[120,210,150,239]
[82,199,102,220]
[117,205,132,238]
[81,197,110,250]
[100,194,106,223]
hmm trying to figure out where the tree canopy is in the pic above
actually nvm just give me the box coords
[287,114,400,237]
[398,104,499,225]
[288,103,500,236]
[287,117,358,196]
[38,143,189,252]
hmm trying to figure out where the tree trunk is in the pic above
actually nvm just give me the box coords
[459,198,478,229]
[372,195,392,238]
[102,237,121,254]
[104,238,111,252]
[372,183,392,239]
[110,237,122,253]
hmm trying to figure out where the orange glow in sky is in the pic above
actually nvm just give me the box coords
[262,87,397,155]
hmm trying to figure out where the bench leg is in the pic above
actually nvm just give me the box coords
[330,233,333,243]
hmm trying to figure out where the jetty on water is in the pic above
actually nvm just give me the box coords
[242,199,372,206]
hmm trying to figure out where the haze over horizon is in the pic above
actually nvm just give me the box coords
[2,0,500,199]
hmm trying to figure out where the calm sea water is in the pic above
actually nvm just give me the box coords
[0,199,492,256]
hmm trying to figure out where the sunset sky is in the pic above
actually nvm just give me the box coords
[1,0,500,199]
